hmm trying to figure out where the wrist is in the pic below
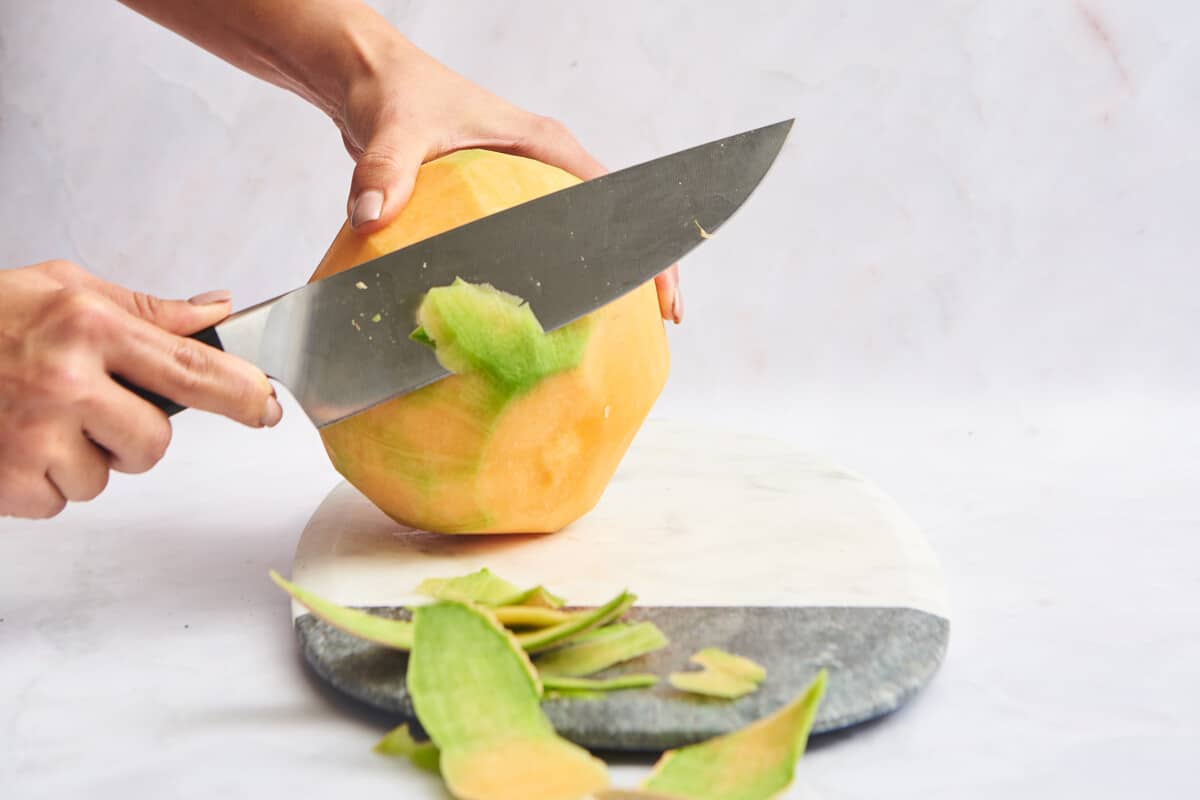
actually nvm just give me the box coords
[255,4,412,124]
[325,10,416,120]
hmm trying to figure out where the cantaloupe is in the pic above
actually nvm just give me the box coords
[310,150,670,533]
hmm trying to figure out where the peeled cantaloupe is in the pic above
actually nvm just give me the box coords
[311,150,670,533]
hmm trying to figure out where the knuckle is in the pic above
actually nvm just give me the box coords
[531,114,569,140]
[78,467,110,503]
[234,374,269,425]
[355,149,404,174]
[134,422,172,472]
[170,342,210,388]
[1,474,67,519]
[35,495,68,519]
[42,259,84,284]
[40,353,94,405]
[130,291,163,322]
[53,289,112,342]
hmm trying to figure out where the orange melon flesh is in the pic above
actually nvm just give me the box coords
[311,150,669,533]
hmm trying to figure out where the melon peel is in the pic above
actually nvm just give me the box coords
[374,724,440,773]
[269,571,413,650]
[541,674,659,693]
[270,568,628,657]
[412,278,590,397]
[669,648,767,700]
[517,591,636,652]
[535,621,669,678]
[272,568,832,799]
[494,605,580,628]
[416,568,565,609]
[408,601,609,800]
[639,669,828,800]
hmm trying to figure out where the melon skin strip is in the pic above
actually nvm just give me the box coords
[414,277,590,396]
[269,571,413,650]
[374,724,440,773]
[668,648,768,700]
[416,567,565,608]
[415,567,526,606]
[640,670,828,800]
[495,606,581,628]
[517,591,636,652]
[541,674,659,692]
[408,601,609,800]
[535,621,669,677]
[270,571,625,656]
[668,671,760,700]
[691,648,767,683]
[504,585,568,609]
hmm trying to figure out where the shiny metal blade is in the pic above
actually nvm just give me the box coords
[216,120,792,428]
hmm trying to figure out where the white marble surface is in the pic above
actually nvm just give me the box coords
[2,1,1199,798]
[291,421,949,616]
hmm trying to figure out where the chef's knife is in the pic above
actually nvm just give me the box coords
[127,119,792,427]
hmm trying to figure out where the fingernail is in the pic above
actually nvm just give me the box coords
[670,286,683,324]
[188,289,232,305]
[351,190,384,228]
[261,395,283,428]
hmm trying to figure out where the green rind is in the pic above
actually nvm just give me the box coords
[414,278,590,395]
[517,592,636,653]
[667,670,759,700]
[642,670,829,800]
[503,585,567,609]
[541,674,659,692]
[535,622,669,678]
[669,647,767,699]
[692,648,767,683]
[409,602,546,744]
[494,606,581,628]
[269,571,413,650]
[408,601,608,799]
[374,724,441,773]
[409,326,436,346]
[415,569,566,610]
[415,568,527,606]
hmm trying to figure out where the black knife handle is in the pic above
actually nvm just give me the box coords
[112,325,225,417]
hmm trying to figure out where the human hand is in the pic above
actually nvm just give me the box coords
[336,37,682,324]
[0,260,281,519]
[118,0,681,322]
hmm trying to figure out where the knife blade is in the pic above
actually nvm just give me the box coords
[135,119,792,427]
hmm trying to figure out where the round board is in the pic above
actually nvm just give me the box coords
[286,420,950,751]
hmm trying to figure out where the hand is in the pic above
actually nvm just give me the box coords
[337,39,682,323]
[118,0,681,322]
[0,260,281,519]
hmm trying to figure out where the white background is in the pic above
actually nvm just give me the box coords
[1,1,1197,797]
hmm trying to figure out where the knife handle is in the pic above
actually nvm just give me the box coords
[112,325,225,417]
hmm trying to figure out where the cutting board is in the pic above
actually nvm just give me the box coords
[286,420,950,751]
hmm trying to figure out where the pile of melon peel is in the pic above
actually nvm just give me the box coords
[272,569,827,800]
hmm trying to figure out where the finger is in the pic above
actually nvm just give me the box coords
[41,262,234,335]
[506,114,607,181]
[655,263,682,324]
[347,131,427,234]
[0,470,67,519]
[98,285,232,335]
[46,434,111,503]
[82,383,173,474]
[103,312,280,429]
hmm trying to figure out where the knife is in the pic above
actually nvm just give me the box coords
[126,119,793,428]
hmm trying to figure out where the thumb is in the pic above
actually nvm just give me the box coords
[346,132,426,235]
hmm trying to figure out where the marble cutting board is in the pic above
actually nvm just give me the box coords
[286,420,950,751]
